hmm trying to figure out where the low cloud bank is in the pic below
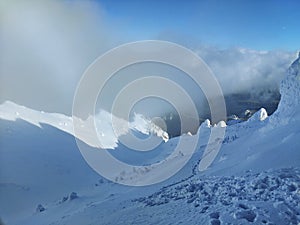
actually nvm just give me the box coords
[0,0,297,128]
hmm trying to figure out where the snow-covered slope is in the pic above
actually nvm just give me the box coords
[0,101,168,149]
[0,54,300,225]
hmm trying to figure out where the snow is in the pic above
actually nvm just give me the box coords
[0,102,168,149]
[247,108,268,122]
[133,168,300,224]
[216,120,227,127]
[199,119,211,129]
[271,52,300,125]
[0,54,299,224]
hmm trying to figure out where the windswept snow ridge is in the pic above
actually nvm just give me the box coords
[0,101,168,149]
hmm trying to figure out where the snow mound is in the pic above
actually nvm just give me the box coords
[247,108,268,122]
[198,119,211,132]
[216,120,227,128]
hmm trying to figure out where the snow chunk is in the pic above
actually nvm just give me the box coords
[202,119,211,128]
[216,120,227,128]
[235,210,256,222]
[259,108,268,121]
[248,108,268,122]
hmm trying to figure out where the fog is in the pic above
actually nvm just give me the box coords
[0,0,297,133]
[0,0,119,113]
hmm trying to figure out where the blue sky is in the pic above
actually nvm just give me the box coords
[98,0,299,51]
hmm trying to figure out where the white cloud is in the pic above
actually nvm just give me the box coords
[196,46,296,99]
[0,0,118,114]
[0,0,297,119]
